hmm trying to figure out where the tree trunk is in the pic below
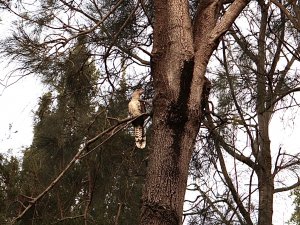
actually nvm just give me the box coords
[139,1,249,225]
[256,2,274,224]
[140,1,196,225]
[257,112,274,225]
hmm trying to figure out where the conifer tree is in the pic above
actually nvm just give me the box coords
[19,37,99,224]
[17,37,148,224]
[0,154,21,224]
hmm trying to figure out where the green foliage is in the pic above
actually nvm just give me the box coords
[11,36,148,224]
[82,77,147,225]
[19,38,99,224]
[290,188,300,225]
[0,154,21,224]
[103,0,138,45]
[0,0,152,86]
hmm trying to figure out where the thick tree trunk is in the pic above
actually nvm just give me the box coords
[139,1,249,225]
[140,1,197,225]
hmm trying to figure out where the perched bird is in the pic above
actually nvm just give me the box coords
[128,89,146,149]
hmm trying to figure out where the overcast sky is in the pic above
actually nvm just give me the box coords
[0,73,44,157]
[0,11,43,156]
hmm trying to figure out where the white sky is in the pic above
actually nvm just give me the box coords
[270,101,300,225]
[0,11,44,157]
[0,75,44,157]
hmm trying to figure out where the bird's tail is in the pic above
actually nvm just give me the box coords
[134,125,146,149]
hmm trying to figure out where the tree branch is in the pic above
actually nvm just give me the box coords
[274,178,300,193]
[11,113,149,224]
[215,142,253,225]
[204,115,256,169]
[269,0,300,30]
[210,0,249,42]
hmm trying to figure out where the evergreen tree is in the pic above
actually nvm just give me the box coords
[19,37,99,224]
[186,2,300,224]
[81,75,148,225]
[0,154,21,224]
[15,37,148,224]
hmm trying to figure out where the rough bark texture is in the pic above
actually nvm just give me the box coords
[139,1,249,225]
[140,2,195,225]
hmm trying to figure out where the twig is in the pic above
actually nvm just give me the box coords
[114,203,123,225]
[53,215,84,224]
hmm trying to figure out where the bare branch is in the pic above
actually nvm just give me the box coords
[204,116,256,169]
[58,0,126,45]
[54,214,85,224]
[215,142,253,225]
[269,0,300,30]
[274,179,300,193]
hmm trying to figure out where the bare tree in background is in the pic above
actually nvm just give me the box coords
[186,1,300,225]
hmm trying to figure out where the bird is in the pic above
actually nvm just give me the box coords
[128,89,146,149]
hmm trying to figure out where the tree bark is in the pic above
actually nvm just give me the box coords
[140,1,195,224]
[140,1,249,225]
